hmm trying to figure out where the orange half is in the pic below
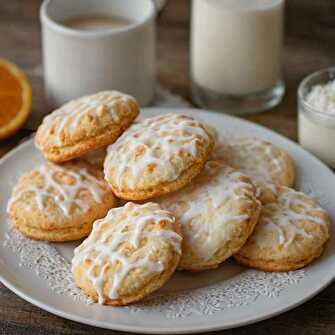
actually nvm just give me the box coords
[0,59,32,140]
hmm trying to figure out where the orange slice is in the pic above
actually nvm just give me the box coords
[0,59,32,140]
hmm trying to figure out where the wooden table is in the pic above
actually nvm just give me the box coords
[1,0,335,334]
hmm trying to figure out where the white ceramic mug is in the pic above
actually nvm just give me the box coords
[40,0,156,109]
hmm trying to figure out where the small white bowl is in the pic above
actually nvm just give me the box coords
[298,67,335,168]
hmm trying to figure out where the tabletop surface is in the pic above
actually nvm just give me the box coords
[1,0,335,334]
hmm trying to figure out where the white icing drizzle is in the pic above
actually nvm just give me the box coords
[253,188,328,248]
[104,113,212,190]
[160,161,255,261]
[7,163,108,217]
[72,202,182,303]
[214,136,286,192]
[39,91,135,146]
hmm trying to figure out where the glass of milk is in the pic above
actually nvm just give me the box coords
[191,0,285,114]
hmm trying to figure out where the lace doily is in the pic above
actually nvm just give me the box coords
[3,223,305,318]
[131,269,305,318]
[4,87,328,319]
[4,226,90,304]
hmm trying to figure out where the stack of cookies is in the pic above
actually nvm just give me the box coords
[7,91,331,306]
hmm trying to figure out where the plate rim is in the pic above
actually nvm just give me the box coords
[1,107,335,334]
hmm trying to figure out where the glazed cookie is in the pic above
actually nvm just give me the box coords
[235,187,330,272]
[7,161,117,241]
[36,91,139,162]
[72,202,182,305]
[158,161,261,271]
[213,136,295,204]
[104,113,215,200]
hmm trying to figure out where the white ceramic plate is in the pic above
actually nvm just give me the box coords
[1,108,335,334]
